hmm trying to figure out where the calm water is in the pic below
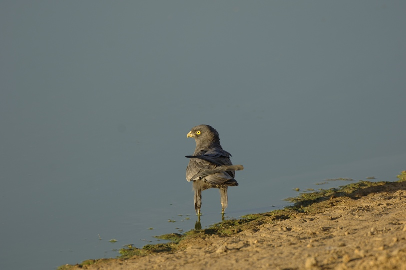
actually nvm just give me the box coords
[1,1,405,269]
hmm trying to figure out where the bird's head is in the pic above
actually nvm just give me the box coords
[187,124,220,147]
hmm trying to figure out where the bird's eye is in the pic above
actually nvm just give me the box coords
[196,131,201,135]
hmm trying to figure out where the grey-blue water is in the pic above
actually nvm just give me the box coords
[1,1,405,269]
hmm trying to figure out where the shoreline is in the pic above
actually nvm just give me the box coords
[59,172,406,270]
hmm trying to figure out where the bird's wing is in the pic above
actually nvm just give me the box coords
[185,155,223,166]
[186,148,232,165]
[189,165,244,181]
[186,148,242,183]
[186,155,215,182]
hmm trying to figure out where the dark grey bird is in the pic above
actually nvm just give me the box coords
[185,124,244,216]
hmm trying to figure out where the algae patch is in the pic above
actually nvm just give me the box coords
[284,180,389,212]
[119,242,179,259]
[397,170,406,182]
[155,233,183,243]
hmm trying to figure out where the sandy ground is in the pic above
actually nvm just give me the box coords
[63,180,406,270]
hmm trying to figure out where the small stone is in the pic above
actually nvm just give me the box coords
[335,263,348,270]
[305,256,318,269]
[391,249,400,256]
[324,255,337,264]
[307,243,314,248]
[216,245,228,253]
[377,253,389,263]
[342,254,351,263]
[354,249,365,258]
[344,231,350,236]
[338,242,346,247]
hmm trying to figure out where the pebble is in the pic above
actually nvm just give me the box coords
[342,254,351,263]
[216,245,228,253]
[354,249,365,258]
[377,253,389,263]
[324,255,337,264]
[305,256,318,269]
[335,263,348,270]
[392,249,400,256]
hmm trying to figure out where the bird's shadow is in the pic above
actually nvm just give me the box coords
[194,213,225,230]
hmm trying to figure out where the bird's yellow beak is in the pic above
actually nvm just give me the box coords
[187,131,194,138]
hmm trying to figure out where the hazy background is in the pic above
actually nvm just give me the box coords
[1,1,405,269]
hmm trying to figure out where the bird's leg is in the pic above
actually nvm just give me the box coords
[193,183,202,216]
[219,187,228,214]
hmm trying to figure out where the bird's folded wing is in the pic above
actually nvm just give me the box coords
[189,165,244,181]
[185,155,224,166]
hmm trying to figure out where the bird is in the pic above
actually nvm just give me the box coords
[185,124,244,216]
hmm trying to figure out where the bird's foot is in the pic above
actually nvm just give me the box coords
[195,218,202,230]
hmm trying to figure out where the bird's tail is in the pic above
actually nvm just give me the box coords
[224,179,238,186]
